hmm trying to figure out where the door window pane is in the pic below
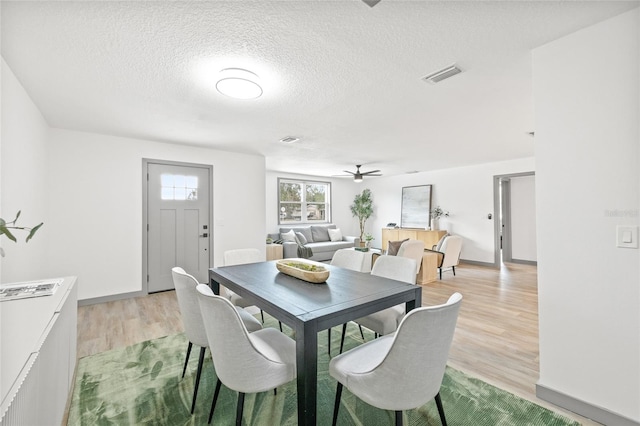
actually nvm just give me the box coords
[161,174,198,201]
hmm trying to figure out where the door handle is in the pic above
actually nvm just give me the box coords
[200,233,208,238]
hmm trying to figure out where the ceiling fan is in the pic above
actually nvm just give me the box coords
[336,165,382,182]
[362,0,382,7]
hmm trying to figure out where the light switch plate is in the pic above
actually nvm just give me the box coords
[617,226,638,248]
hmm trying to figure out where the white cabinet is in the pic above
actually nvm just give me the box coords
[0,277,77,425]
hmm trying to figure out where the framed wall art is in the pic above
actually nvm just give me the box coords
[401,184,432,229]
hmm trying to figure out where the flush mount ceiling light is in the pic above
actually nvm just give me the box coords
[216,68,263,100]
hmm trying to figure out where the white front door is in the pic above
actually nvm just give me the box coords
[147,162,211,292]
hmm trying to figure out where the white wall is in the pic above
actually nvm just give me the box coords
[46,129,266,300]
[510,175,537,262]
[266,171,361,238]
[364,158,535,263]
[0,59,50,283]
[534,8,639,422]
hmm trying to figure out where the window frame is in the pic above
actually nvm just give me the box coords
[277,178,332,225]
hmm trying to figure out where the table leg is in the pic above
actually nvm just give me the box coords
[209,270,220,295]
[405,287,422,312]
[296,321,318,426]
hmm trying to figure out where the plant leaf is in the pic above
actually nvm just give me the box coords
[0,225,17,242]
[14,210,21,222]
[26,223,44,242]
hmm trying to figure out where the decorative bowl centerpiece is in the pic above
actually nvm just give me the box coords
[275,258,329,284]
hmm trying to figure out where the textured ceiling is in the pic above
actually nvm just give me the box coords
[2,1,638,178]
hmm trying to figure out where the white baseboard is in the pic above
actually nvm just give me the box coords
[536,384,640,426]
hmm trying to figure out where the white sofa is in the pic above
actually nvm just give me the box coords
[268,224,359,262]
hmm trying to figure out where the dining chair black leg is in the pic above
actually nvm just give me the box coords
[260,309,265,323]
[279,321,283,332]
[434,392,447,426]
[274,388,277,396]
[208,379,222,424]
[339,323,347,354]
[328,328,332,355]
[452,266,456,276]
[190,346,206,414]
[236,392,245,426]
[395,410,403,426]
[332,383,343,426]
[182,341,193,378]
[358,324,365,340]
[439,268,442,280]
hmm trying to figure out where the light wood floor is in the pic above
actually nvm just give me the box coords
[75,262,599,425]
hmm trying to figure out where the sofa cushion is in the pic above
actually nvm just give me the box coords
[328,228,343,242]
[310,224,336,242]
[387,239,409,256]
[307,240,354,253]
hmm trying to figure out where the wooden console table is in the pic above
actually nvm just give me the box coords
[381,228,447,251]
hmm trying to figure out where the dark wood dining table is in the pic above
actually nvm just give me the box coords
[209,260,422,426]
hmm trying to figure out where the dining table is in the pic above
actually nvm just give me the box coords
[209,260,422,426]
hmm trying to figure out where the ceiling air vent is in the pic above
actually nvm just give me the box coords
[279,136,300,144]
[422,64,462,85]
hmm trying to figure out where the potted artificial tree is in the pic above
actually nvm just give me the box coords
[350,189,373,247]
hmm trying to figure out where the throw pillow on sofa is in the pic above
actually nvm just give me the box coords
[328,228,343,242]
[281,229,296,242]
[387,239,409,256]
[295,232,308,245]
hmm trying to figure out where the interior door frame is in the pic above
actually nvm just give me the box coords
[492,171,535,268]
[501,178,513,263]
[142,158,214,294]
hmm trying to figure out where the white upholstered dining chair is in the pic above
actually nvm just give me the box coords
[397,239,425,275]
[171,267,262,414]
[223,248,263,318]
[328,249,367,354]
[223,248,283,331]
[330,292,463,426]
[195,284,297,425]
[330,249,366,271]
[338,255,417,354]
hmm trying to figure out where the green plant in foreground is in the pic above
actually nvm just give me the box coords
[0,211,43,256]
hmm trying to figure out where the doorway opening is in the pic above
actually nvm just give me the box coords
[493,172,537,268]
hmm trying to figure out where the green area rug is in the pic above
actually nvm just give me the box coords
[68,317,579,426]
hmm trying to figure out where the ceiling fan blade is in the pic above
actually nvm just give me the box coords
[361,170,381,175]
[362,0,382,7]
[342,170,356,175]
